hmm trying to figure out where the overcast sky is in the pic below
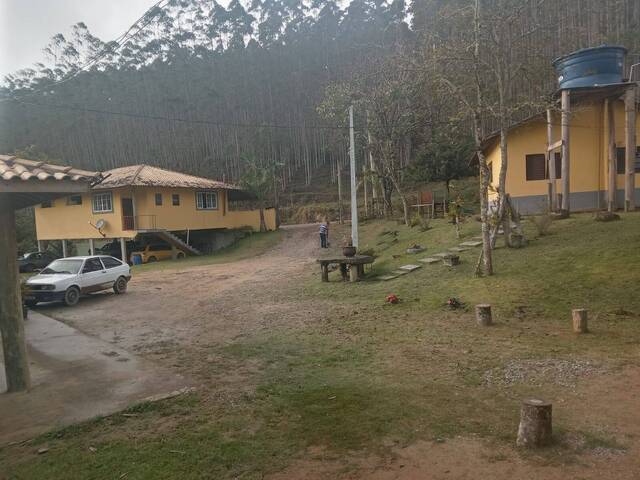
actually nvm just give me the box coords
[0,0,163,76]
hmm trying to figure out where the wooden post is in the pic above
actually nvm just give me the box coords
[572,308,588,333]
[89,238,95,255]
[61,239,68,257]
[607,98,617,213]
[363,164,369,218]
[321,264,329,282]
[0,207,31,392]
[624,86,636,212]
[546,108,557,212]
[171,245,178,260]
[561,90,571,213]
[475,304,492,326]
[120,237,127,263]
[516,399,552,448]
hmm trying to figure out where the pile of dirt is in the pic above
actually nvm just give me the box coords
[484,358,607,388]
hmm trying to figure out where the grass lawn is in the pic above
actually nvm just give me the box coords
[3,213,640,478]
[131,229,285,272]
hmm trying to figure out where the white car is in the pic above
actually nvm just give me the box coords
[25,255,131,307]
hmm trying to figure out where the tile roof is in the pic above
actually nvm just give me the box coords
[0,155,99,184]
[95,164,241,190]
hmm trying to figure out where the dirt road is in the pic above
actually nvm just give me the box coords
[40,224,323,366]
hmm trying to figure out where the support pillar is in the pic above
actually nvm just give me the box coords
[0,208,31,392]
[61,239,68,258]
[607,98,617,212]
[171,245,178,260]
[561,90,571,213]
[624,86,637,212]
[37,240,43,252]
[546,108,557,212]
[120,237,127,263]
[89,238,95,256]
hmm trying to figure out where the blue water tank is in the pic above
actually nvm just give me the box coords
[553,45,627,89]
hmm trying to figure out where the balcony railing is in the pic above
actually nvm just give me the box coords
[122,215,158,231]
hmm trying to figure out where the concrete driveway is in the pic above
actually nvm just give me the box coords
[0,311,188,445]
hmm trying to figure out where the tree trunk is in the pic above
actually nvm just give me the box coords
[337,166,344,224]
[0,206,31,392]
[390,174,410,226]
[473,0,493,276]
[259,202,267,232]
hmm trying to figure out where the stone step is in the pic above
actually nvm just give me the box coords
[460,241,483,247]
[398,264,422,272]
[418,257,441,264]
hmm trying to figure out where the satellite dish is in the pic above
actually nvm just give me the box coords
[96,219,106,230]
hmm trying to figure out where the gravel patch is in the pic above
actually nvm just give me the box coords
[484,358,607,387]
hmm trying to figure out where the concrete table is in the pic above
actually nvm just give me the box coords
[317,255,375,282]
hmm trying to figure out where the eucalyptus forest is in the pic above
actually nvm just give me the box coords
[1,0,639,203]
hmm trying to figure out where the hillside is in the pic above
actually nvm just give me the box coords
[2,0,639,195]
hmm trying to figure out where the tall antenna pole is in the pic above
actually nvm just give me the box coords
[349,105,359,248]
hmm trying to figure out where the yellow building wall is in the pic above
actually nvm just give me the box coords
[34,189,137,241]
[132,187,276,232]
[35,186,277,240]
[485,100,640,205]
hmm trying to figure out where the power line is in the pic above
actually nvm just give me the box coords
[12,98,348,132]
[2,0,170,103]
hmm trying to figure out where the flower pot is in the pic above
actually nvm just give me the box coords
[343,246,357,257]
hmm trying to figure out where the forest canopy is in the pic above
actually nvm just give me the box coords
[1,0,639,191]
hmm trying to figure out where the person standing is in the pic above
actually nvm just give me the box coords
[319,221,328,248]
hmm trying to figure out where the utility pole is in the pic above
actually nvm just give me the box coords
[349,105,359,248]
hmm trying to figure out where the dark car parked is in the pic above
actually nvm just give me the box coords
[18,251,59,273]
[97,240,142,263]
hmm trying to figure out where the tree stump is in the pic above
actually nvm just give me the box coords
[443,254,460,266]
[516,398,552,447]
[572,308,588,333]
[509,233,525,248]
[475,304,492,326]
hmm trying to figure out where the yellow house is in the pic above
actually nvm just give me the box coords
[484,83,639,214]
[34,164,276,259]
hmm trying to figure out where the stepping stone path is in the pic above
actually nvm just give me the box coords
[376,237,483,281]
[460,241,483,247]
[377,274,399,281]
[398,264,422,272]
[392,270,410,276]
[418,257,440,264]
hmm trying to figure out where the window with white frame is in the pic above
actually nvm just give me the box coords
[92,192,113,213]
[196,191,218,210]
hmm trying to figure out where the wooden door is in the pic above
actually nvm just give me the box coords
[121,198,134,230]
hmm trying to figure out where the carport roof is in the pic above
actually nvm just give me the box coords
[0,155,100,210]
